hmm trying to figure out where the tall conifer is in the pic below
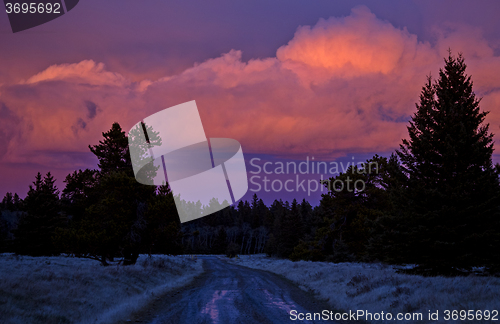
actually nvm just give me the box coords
[397,53,500,272]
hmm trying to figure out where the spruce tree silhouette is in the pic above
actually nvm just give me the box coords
[13,172,65,256]
[397,52,500,274]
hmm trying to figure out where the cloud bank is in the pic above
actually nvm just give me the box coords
[1,6,500,172]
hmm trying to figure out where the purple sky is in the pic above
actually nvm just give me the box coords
[1,1,500,205]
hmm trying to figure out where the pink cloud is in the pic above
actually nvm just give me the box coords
[1,5,500,171]
[25,60,130,86]
[277,6,437,77]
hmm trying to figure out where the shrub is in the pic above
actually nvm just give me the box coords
[225,242,240,258]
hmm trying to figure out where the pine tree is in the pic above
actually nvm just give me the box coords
[145,184,182,255]
[397,52,500,273]
[89,123,132,175]
[277,199,303,258]
[264,233,277,256]
[250,193,260,228]
[13,193,22,210]
[211,227,228,254]
[250,194,267,228]
[1,192,14,211]
[13,172,65,256]
[269,199,286,248]
[61,169,99,223]
[306,155,397,262]
[59,123,160,265]
[0,216,8,252]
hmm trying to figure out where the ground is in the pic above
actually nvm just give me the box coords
[119,256,338,324]
[227,254,500,323]
[0,253,202,324]
[1,253,499,323]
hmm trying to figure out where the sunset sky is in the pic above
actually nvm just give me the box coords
[1,0,500,204]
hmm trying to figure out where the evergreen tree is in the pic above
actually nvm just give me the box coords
[1,192,22,211]
[13,193,22,210]
[270,199,285,248]
[277,199,303,258]
[145,184,182,255]
[212,227,228,254]
[397,52,500,273]
[296,155,397,262]
[364,154,408,263]
[1,192,23,252]
[89,123,133,175]
[61,169,99,223]
[59,122,164,265]
[13,172,65,256]
[1,192,14,211]
[250,194,261,228]
[264,233,277,256]
[0,216,8,252]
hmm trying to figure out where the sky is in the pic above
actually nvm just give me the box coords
[1,0,500,205]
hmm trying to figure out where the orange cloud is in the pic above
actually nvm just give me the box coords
[277,6,437,77]
[1,5,500,170]
[25,60,129,87]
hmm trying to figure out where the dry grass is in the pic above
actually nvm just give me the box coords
[228,255,500,323]
[0,253,203,324]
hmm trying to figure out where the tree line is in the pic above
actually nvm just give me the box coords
[1,53,499,275]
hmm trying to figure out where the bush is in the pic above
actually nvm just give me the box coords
[264,233,277,257]
[225,242,240,258]
[290,240,324,261]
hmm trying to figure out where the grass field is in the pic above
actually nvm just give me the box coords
[228,255,500,323]
[0,253,203,324]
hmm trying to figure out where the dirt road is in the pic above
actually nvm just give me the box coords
[122,256,338,324]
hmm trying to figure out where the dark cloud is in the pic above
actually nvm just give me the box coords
[0,103,21,159]
[77,118,87,130]
[85,100,97,119]
[0,103,20,121]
